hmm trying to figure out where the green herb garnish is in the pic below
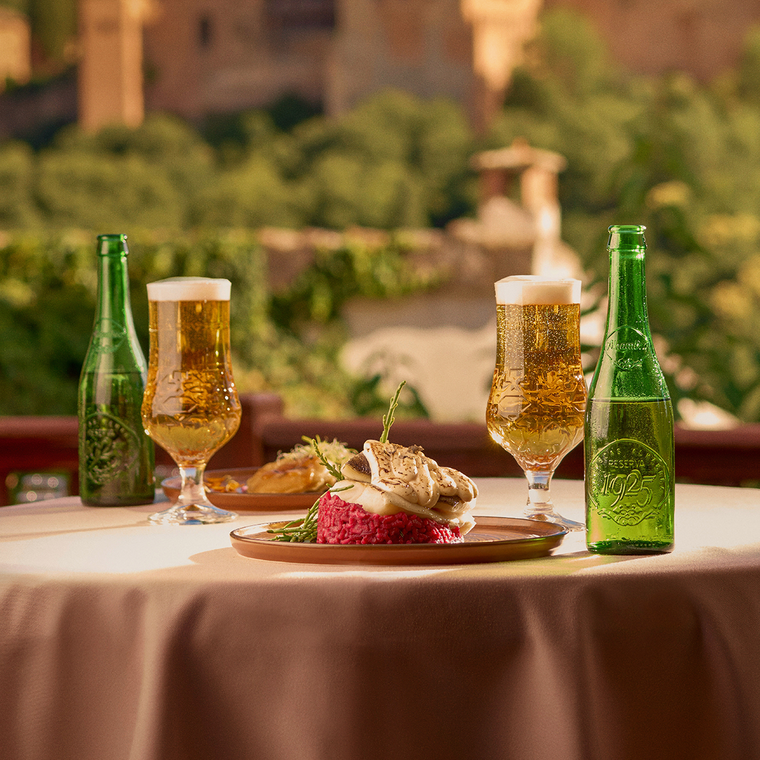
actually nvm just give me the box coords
[267,484,353,543]
[380,380,405,443]
[302,435,345,481]
[267,499,319,543]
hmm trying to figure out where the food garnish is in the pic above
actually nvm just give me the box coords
[379,380,404,444]
[246,438,354,494]
[268,382,405,543]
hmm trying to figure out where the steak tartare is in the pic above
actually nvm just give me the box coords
[317,491,463,545]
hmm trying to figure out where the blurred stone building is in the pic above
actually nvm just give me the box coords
[76,0,760,134]
[141,0,336,122]
[6,0,760,134]
[139,0,542,134]
[545,0,760,83]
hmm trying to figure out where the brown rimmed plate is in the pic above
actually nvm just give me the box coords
[229,516,567,566]
[161,467,323,512]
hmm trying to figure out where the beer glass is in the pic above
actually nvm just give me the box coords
[142,277,241,525]
[486,276,587,530]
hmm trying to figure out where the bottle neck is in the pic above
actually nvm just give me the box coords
[91,249,143,366]
[96,251,132,324]
[605,248,652,336]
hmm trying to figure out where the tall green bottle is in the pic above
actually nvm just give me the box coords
[78,234,155,505]
[585,225,675,553]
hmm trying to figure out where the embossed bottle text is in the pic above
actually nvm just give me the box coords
[78,234,155,505]
[584,226,675,553]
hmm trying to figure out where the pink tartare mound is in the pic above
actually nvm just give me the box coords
[317,492,463,545]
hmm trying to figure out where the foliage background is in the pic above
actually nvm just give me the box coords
[0,229,441,418]
[1,9,760,422]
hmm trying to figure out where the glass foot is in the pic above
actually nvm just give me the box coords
[149,463,238,525]
[524,508,584,532]
[149,502,238,525]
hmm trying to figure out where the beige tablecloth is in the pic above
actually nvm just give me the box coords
[1,478,759,760]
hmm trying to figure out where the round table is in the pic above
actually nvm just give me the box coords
[1,478,759,760]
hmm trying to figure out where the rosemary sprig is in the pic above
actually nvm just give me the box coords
[302,435,344,481]
[380,380,405,443]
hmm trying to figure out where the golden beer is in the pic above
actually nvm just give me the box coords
[486,275,586,530]
[142,276,241,525]
[142,298,241,466]
[486,302,586,471]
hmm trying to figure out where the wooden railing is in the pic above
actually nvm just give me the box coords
[1,393,758,505]
[0,395,259,505]
[243,393,524,478]
[243,394,760,488]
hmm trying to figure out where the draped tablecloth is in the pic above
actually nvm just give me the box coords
[1,478,760,760]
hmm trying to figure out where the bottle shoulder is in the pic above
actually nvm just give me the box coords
[588,353,670,400]
[79,341,147,383]
[82,340,146,368]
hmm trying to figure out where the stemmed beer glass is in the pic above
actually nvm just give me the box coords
[142,277,241,525]
[486,276,587,531]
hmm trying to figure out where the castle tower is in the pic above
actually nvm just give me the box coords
[462,0,542,131]
[78,0,148,131]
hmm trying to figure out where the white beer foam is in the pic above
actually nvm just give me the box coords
[495,275,581,305]
[147,277,231,301]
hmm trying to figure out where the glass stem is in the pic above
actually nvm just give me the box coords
[525,470,554,515]
[177,463,212,509]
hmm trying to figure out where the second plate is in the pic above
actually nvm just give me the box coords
[161,467,322,511]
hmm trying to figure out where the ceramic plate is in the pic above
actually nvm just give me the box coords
[230,516,567,565]
[161,467,322,511]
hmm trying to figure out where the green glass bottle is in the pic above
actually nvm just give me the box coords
[585,225,675,554]
[78,234,155,505]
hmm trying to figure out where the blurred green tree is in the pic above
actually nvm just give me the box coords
[0,0,77,73]
[0,142,38,226]
[288,89,475,228]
